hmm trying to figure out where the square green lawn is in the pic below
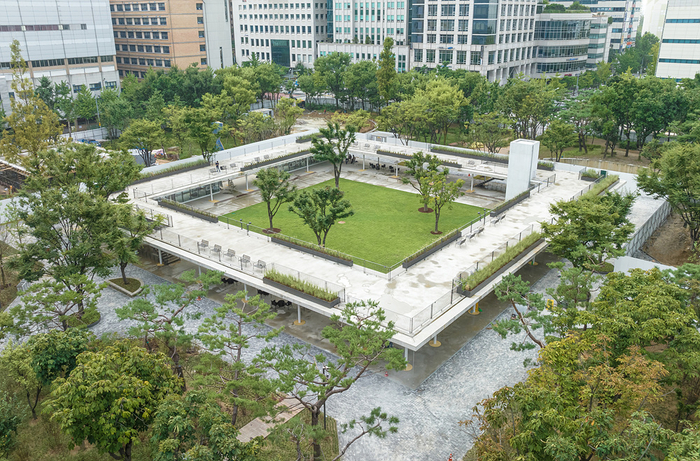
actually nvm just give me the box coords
[219,179,483,269]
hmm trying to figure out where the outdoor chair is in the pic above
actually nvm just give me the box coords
[225,249,236,260]
[240,255,251,266]
[264,154,270,160]
[211,244,222,256]
[199,240,209,249]
[219,165,227,172]
[230,163,238,169]
[457,238,467,246]
[475,227,485,235]
[254,260,266,271]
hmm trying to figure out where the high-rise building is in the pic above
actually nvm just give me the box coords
[109,0,234,79]
[641,0,667,39]
[232,0,329,68]
[550,0,640,56]
[655,0,700,81]
[0,0,119,115]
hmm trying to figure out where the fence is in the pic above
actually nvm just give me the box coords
[559,157,641,175]
[625,200,672,255]
[148,226,345,301]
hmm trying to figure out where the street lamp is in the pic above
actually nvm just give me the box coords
[322,365,329,430]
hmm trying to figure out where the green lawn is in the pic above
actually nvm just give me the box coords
[219,179,483,269]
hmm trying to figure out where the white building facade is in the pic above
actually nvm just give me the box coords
[641,0,667,39]
[655,0,700,81]
[232,0,330,68]
[0,0,119,115]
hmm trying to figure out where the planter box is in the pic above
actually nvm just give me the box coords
[402,231,462,269]
[598,179,620,194]
[263,278,341,308]
[376,150,461,168]
[490,192,530,217]
[296,136,318,144]
[107,278,144,298]
[271,237,354,267]
[131,162,208,185]
[431,147,508,164]
[537,164,555,171]
[241,150,310,171]
[457,238,546,297]
[581,175,600,182]
[158,200,219,223]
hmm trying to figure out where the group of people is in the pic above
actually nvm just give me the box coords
[345,155,358,164]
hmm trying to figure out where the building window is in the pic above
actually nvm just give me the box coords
[201,58,207,65]
[81,24,87,30]
[196,2,203,10]
[160,17,167,25]
[158,2,165,10]
[428,5,437,16]
[456,50,467,64]
[89,82,102,91]
[200,44,206,51]
[197,17,204,24]
[440,34,453,44]
[100,55,114,62]
[426,49,435,63]
[199,30,205,38]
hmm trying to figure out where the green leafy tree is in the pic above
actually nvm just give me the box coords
[35,76,55,110]
[74,85,97,121]
[255,301,405,460]
[109,205,164,285]
[497,76,560,140]
[48,341,182,461]
[314,52,351,108]
[184,106,221,164]
[162,103,189,156]
[198,291,282,425]
[421,170,464,233]
[559,90,595,153]
[464,112,512,153]
[11,275,103,333]
[401,151,444,212]
[540,120,577,161]
[298,72,322,106]
[377,37,397,105]
[288,186,354,247]
[275,97,304,135]
[27,329,94,387]
[253,167,297,232]
[10,144,139,319]
[115,270,222,383]
[150,392,260,461]
[54,80,77,138]
[0,40,62,168]
[99,87,133,139]
[311,121,357,189]
[418,78,467,144]
[0,390,25,456]
[345,61,380,110]
[120,119,166,167]
[638,142,700,245]
[540,192,635,269]
[0,341,43,419]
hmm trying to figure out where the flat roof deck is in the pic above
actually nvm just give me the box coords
[128,136,592,350]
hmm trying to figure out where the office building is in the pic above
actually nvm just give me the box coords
[110,0,234,79]
[655,0,700,81]
[550,1,639,56]
[641,0,667,39]
[232,0,329,68]
[0,0,119,115]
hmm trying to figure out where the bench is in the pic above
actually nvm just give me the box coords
[457,238,467,246]
[491,214,506,226]
[225,249,236,260]
[211,244,222,256]
[240,254,251,266]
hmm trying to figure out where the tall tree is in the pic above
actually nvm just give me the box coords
[402,151,444,212]
[0,341,43,419]
[540,120,577,162]
[311,121,357,189]
[35,76,55,110]
[314,52,351,108]
[119,119,165,167]
[115,270,222,384]
[0,40,62,168]
[275,97,304,135]
[421,170,464,233]
[288,186,354,247]
[541,192,635,269]
[253,167,297,232]
[27,329,94,388]
[497,76,559,140]
[99,87,133,139]
[638,142,700,245]
[48,341,182,461]
[197,291,282,426]
[345,61,380,110]
[377,37,397,106]
[108,205,163,285]
[184,106,221,164]
[255,301,405,460]
[74,85,97,121]
[54,80,76,138]
[464,112,512,153]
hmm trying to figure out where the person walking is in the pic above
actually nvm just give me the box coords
[215,160,220,171]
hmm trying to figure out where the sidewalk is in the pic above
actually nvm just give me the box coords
[237,397,304,443]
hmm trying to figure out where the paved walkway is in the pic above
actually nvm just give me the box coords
[237,397,304,443]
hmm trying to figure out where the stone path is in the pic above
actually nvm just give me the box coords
[237,397,304,443]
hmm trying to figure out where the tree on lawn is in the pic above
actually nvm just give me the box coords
[402,151,445,212]
[115,270,222,384]
[0,40,62,168]
[540,191,635,269]
[311,121,357,189]
[540,119,577,161]
[275,97,304,135]
[119,119,165,167]
[48,341,182,461]
[184,106,221,164]
[464,112,512,153]
[197,291,282,426]
[54,80,77,138]
[421,170,464,234]
[377,37,397,106]
[255,301,405,460]
[638,142,700,246]
[253,167,297,232]
[150,392,260,461]
[289,186,354,247]
[108,205,164,285]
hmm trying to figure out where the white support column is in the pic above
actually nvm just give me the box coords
[306,157,309,172]
[157,248,163,266]
[294,304,306,325]
[429,335,441,347]
[403,347,413,371]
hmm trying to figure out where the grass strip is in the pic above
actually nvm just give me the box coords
[264,269,338,302]
[585,174,619,197]
[490,190,530,216]
[461,232,542,291]
[139,159,208,179]
[272,234,353,262]
[159,198,218,219]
